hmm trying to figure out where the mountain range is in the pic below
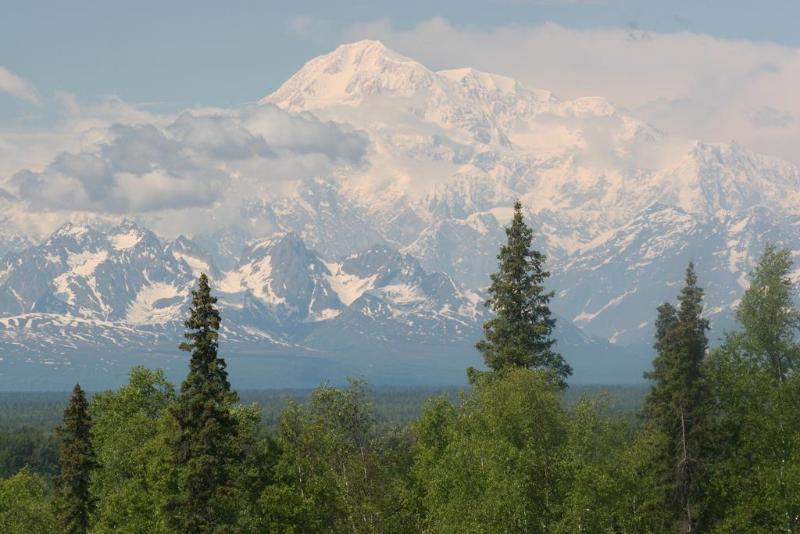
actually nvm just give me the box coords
[2,40,799,389]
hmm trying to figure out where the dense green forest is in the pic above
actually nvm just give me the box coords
[1,203,799,532]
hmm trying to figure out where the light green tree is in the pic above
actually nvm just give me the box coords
[704,245,800,531]
[258,379,415,533]
[734,244,800,381]
[0,468,57,533]
[88,367,175,533]
[413,368,567,532]
[554,396,670,533]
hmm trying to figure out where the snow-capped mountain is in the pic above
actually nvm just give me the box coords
[167,235,221,279]
[256,40,800,345]
[0,220,195,321]
[0,219,642,389]
[0,223,495,388]
[3,40,800,388]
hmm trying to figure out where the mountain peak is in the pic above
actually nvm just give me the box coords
[107,219,154,251]
[50,222,93,241]
[333,39,392,55]
[114,218,144,231]
[263,40,435,111]
[438,68,519,94]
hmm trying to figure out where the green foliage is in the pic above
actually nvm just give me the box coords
[705,349,800,532]
[555,395,672,532]
[0,467,57,533]
[0,426,58,480]
[474,201,571,387]
[704,246,800,532]
[167,273,242,532]
[89,367,175,533]
[55,383,95,534]
[414,368,568,532]
[227,402,279,531]
[642,262,709,531]
[259,379,416,532]
[413,377,669,533]
[734,244,800,381]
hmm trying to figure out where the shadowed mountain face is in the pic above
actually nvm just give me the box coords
[3,41,800,389]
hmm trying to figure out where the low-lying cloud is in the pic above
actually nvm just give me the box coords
[346,18,800,166]
[7,104,368,219]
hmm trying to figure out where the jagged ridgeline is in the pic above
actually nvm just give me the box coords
[0,216,640,388]
[2,41,800,389]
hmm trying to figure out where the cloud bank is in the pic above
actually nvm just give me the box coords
[2,102,368,236]
[346,18,800,165]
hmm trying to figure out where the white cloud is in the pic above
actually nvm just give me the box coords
[3,100,368,236]
[0,93,166,181]
[287,15,333,40]
[0,66,40,105]
[346,18,800,165]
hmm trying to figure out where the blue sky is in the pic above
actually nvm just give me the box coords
[2,0,799,117]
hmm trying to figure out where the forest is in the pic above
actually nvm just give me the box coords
[1,202,799,533]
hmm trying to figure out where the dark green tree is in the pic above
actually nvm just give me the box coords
[167,273,242,532]
[473,200,571,386]
[642,262,709,533]
[54,383,95,534]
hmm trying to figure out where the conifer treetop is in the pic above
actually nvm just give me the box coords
[55,382,96,534]
[474,200,572,387]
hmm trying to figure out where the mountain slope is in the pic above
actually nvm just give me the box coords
[0,221,637,389]
[258,40,800,346]
[4,40,800,387]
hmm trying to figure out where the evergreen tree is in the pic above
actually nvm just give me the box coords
[167,273,241,532]
[642,263,709,533]
[473,201,571,386]
[54,383,95,534]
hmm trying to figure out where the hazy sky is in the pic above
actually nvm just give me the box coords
[1,1,799,237]
[2,1,799,116]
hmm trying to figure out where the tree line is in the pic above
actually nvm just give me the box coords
[2,201,799,532]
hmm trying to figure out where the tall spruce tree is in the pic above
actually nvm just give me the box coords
[643,262,709,533]
[167,273,241,532]
[473,200,572,386]
[55,383,95,534]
